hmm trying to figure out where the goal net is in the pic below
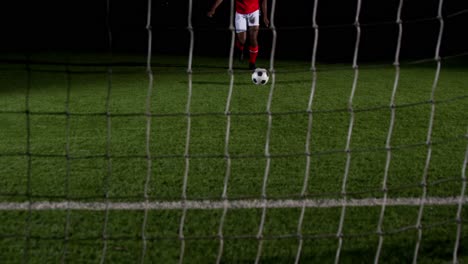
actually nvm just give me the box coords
[0,0,467,263]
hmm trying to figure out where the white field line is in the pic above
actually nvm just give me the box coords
[0,197,466,211]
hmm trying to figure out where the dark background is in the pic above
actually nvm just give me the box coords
[0,0,467,62]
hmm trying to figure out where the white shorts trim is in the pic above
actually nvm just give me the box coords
[235,10,260,33]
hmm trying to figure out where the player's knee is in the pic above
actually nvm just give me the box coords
[250,26,259,32]
[249,27,259,37]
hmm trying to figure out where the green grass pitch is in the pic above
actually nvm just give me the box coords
[0,53,467,263]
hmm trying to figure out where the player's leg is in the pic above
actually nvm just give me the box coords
[248,26,259,70]
[236,32,246,61]
[235,12,247,62]
[247,10,260,70]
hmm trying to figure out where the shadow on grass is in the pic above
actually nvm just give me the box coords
[184,79,309,86]
[220,235,467,263]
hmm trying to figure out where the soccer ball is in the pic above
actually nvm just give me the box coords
[251,68,269,85]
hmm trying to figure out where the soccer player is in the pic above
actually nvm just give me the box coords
[207,0,269,70]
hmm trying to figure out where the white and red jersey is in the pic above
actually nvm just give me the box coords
[236,0,259,14]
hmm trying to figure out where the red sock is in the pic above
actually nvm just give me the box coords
[235,40,244,52]
[249,46,258,64]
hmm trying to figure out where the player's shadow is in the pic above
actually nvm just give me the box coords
[186,79,308,85]
[188,81,250,85]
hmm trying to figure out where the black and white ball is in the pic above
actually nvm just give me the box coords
[251,68,269,85]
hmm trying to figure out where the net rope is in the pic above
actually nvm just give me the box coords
[178,0,195,262]
[60,55,73,264]
[453,128,468,263]
[295,0,319,262]
[413,0,445,262]
[335,1,362,262]
[21,55,33,264]
[99,0,114,261]
[140,0,155,262]
[374,0,404,262]
[254,0,278,262]
[215,0,236,262]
